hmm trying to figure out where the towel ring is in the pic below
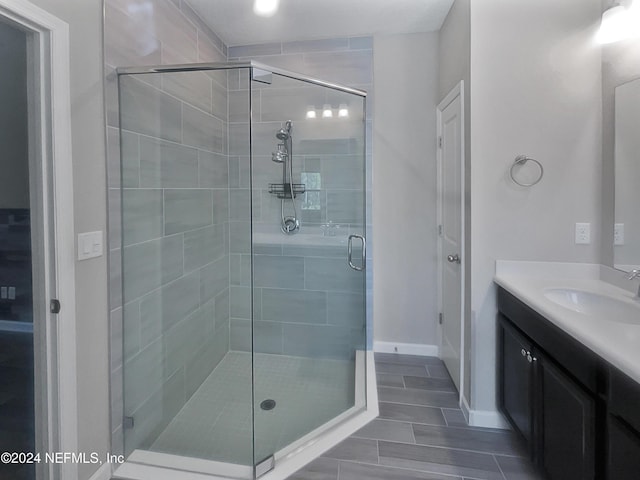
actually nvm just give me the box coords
[510,155,543,187]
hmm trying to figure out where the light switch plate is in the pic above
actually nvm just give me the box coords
[575,223,591,245]
[78,231,104,260]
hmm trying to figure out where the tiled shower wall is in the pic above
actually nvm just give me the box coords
[227,38,374,352]
[104,0,229,455]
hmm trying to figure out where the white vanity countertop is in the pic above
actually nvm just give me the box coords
[494,261,640,385]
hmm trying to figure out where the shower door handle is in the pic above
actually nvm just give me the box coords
[348,235,366,271]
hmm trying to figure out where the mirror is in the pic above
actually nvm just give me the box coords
[614,78,640,272]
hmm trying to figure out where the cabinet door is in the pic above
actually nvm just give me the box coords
[539,354,596,480]
[608,415,640,479]
[498,316,534,445]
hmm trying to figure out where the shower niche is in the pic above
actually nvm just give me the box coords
[114,62,373,480]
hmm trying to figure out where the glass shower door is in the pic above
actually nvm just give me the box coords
[118,67,255,473]
[248,70,367,466]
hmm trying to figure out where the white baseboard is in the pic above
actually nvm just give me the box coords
[88,463,112,480]
[467,408,510,430]
[373,341,439,357]
[460,393,471,424]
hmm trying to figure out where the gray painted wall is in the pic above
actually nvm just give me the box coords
[372,33,440,348]
[0,23,29,209]
[469,0,602,416]
[21,1,109,479]
[438,0,471,404]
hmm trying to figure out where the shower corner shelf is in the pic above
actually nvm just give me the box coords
[268,183,306,199]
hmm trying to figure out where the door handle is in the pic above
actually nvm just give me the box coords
[447,254,461,264]
[348,235,366,271]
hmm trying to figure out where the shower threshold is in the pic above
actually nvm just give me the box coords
[112,351,377,480]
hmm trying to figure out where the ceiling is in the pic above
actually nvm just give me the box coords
[187,0,455,47]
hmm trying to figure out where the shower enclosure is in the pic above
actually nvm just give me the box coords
[114,62,371,479]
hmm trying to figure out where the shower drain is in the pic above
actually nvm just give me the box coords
[260,399,276,411]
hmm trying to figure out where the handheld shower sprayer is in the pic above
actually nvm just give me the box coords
[269,120,300,234]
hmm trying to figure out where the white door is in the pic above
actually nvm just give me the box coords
[437,82,465,397]
[0,1,77,479]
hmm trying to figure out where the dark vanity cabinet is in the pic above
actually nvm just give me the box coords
[498,318,535,451]
[607,368,640,478]
[498,288,599,480]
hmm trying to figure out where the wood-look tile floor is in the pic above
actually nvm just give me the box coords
[288,353,543,480]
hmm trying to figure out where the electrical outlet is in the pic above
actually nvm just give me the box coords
[614,223,625,246]
[575,223,591,245]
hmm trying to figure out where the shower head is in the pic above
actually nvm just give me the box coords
[276,120,293,141]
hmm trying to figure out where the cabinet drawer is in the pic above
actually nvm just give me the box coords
[609,367,640,434]
[498,287,599,393]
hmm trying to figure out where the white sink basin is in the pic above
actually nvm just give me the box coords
[543,288,640,324]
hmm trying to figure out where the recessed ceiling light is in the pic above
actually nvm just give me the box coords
[253,0,279,17]
[306,106,317,119]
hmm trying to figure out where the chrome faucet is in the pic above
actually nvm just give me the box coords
[628,269,640,298]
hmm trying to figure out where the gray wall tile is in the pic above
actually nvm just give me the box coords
[200,256,229,303]
[254,255,305,289]
[230,286,252,319]
[261,288,327,324]
[122,189,163,245]
[164,307,209,377]
[139,136,199,188]
[212,189,230,224]
[123,235,184,302]
[228,42,282,58]
[120,76,182,144]
[282,324,354,359]
[183,104,225,153]
[162,71,212,114]
[305,257,363,292]
[161,271,201,332]
[282,38,349,54]
[327,292,365,328]
[184,225,225,272]
[199,151,229,188]
[124,339,164,412]
[164,189,213,235]
[326,190,364,224]
[229,222,251,253]
[185,323,228,397]
[121,131,140,188]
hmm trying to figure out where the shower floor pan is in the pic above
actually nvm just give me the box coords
[114,350,377,480]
